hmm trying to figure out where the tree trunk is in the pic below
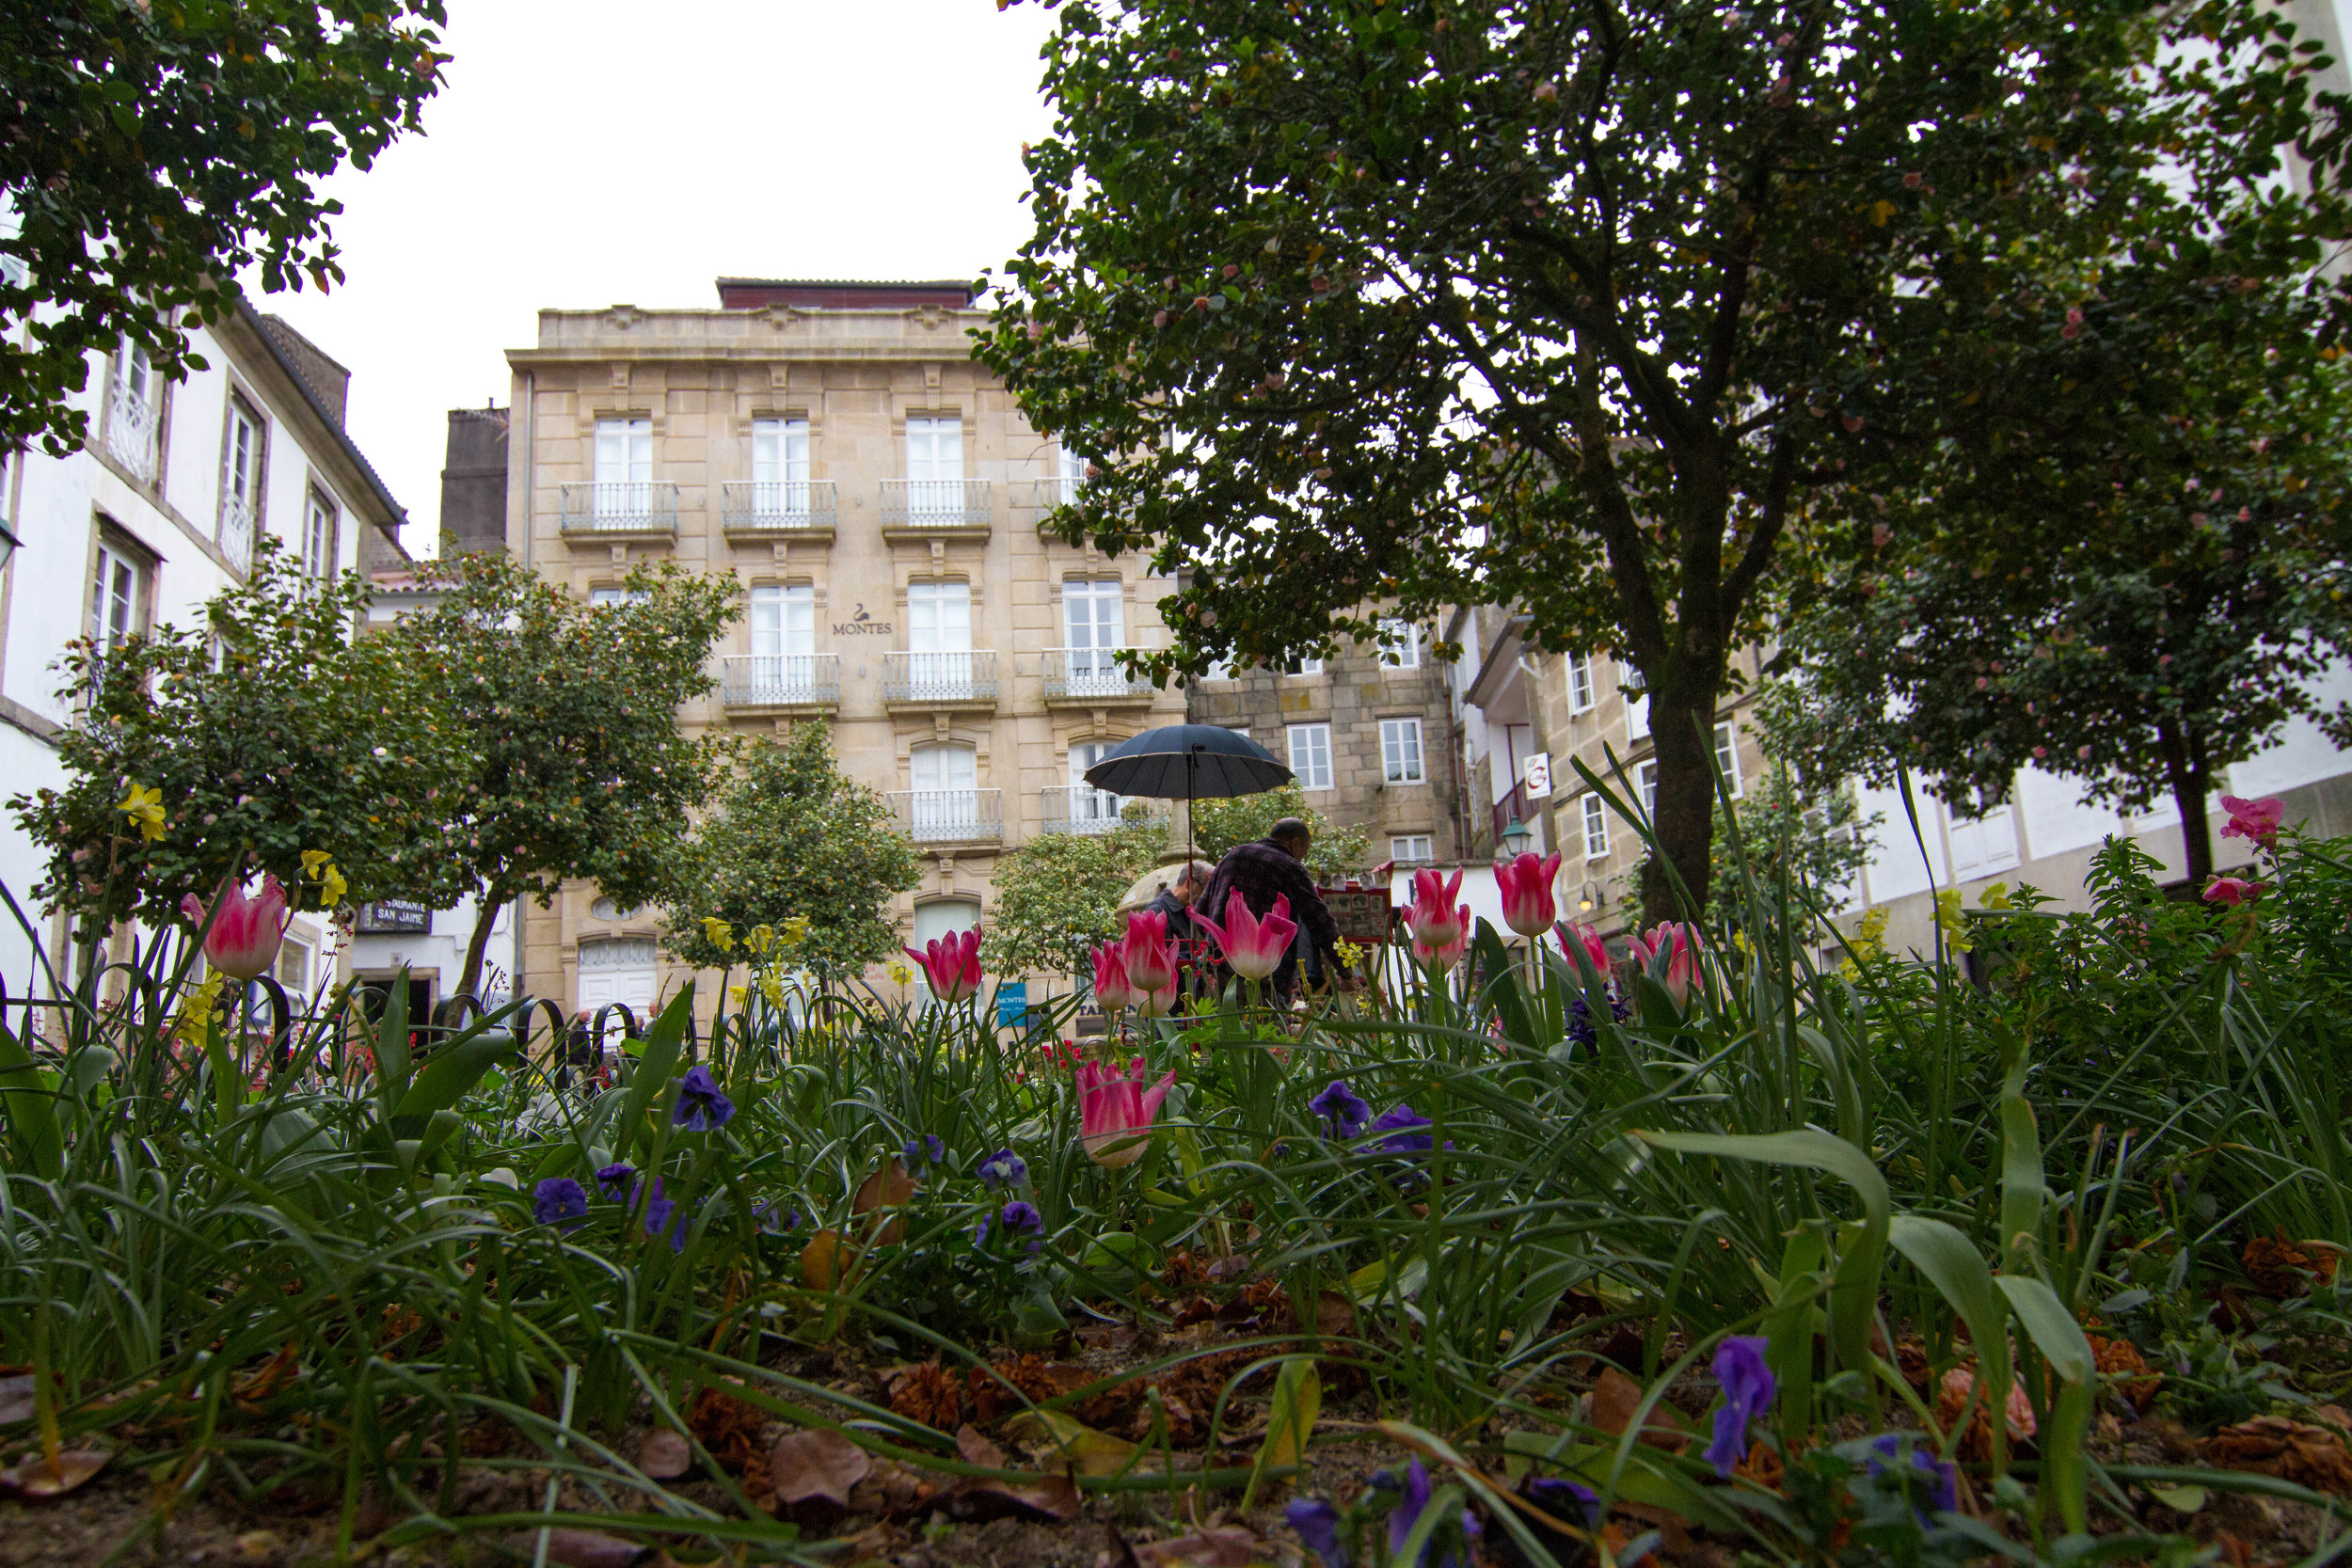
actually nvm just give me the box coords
[457,882,510,1003]
[2155,719,2215,889]
[1640,698,1722,926]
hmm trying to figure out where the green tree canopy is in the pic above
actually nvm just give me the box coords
[981,818,1168,980]
[1,2,447,454]
[9,538,471,943]
[980,0,2351,925]
[1190,784,1368,883]
[660,724,922,980]
[385,554,739,1000]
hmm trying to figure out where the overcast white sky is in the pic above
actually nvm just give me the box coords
[255,1,1061,552]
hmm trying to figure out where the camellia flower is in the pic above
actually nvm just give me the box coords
[2219,794,2286,847]
[1310,1079,1372,1140]
[1075,1055,1178,1168]
[119,783,167,843]
[2203,875,2262,907]
[532,1177,589,1227]
[903,928,983,1005]
[1092,941,1137,1011]
[1627,921,1704,1005]
[1497,850,1564,938]
[1193,891,1298,982]
[1122,910,1179,992]
[673,1064,736,1131]
[1704,1336,1777,1478]
[977,1148,1027,1190]
[703,916,734,952]
[181,875,293,981]
[1554,920,1613,977]
[1286,1498,1348,1568]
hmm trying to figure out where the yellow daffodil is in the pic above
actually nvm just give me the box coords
[759,972,785,1008]
[886,958,914,989]
[119,784,166,843]
[1932,888,1974,955]
[1979,881,2014,911]
[782,915,810,946]
[296,849,347,910]
[171,972,226,1049]
[746,924,775,957]
[1334,938,1366,970]
[1836,908,1890,981]
[727,985,750,1008]
[703,916,735,952]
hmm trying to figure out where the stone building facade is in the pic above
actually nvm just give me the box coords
[1184,622,1464,870]
[501,278,1186,1021]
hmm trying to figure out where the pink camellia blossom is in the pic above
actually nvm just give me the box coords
[1627,922,1704,1006]
[1193,892,1298,982]
[1121,910,1178,992]
[903,928,983,1006]
[1075,1055,1177,1168]
[2203,875,2262,908]
[2219,794,2285,847]
[1092,942,1136,1011]
[1406,868,1466,946]
[1555,920,1612,976]
[182,875,292,981]
[1497,850,1564,938]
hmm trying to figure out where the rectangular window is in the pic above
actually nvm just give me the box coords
[910,745,980,841]
[1380,717,1425,784]
[589,586,649,608]
[749,583,816,657]
[752,417,811,513]
[87,539,146,657]
[277,937,310,992]
[1581,793,1610,860]
[907,579,975,691]
[1714,721,1743,798]
[1377,618,1422,669]
[222,397,263,563]
[1288,722,1333,790]
[1619,660,1649,740]
[1062,578,1124,680]
[1636,760,1659,818]
[593,418,652,515]
[1200,654,1235,682]
[1287,655,1323,676]
[107,338,160,481]
[1567,653,1596,714]
[1391,834,1435,863]
[1947,802,2020,881]
[304,489,339,581]
[906,415,963,519]
[1068,740,1122,825]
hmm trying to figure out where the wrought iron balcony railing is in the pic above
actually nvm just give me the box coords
[880,478,991,531]
[888,789,1003,844]
[721,653,840,709]
[219,494,255,577]
[1042,646,1155,703]
[559,482,680,535]
[106,388,157,483]
[1041,785,1168,837]
[882,650,997,705]
[1028,475,1085,511]
[721,480,836,534]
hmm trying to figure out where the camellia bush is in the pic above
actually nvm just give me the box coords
[3,788,2352,1562]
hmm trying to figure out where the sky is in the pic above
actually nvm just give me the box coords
[257,1,1062,554]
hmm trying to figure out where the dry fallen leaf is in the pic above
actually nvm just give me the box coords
[0,1449,109,1498]
[2203,1416,2352,1495]
[501,1528,656,1567]
[852,1157,918,1244]
[1134,1526,1264,1567]
[946,1466,1081,1522]
[0,1375,34,1428]
[1004,1407,1143,1477]
[638,1427,691,1480]
[801,1228,849,1291]
[957,1422,1009,1470]
[1589,1368,1690,1453]
[770,1427,872,1508]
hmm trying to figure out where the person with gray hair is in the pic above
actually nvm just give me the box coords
[1195,817,1355,1003]
[1139,859,1214,947]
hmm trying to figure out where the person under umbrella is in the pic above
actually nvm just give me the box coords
[1195,816,1360,1006]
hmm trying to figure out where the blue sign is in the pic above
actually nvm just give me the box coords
[994,982,1029,1027]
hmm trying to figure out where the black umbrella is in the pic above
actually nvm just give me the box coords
[1083,723,1293,862]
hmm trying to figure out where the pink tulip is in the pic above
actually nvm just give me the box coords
[1628,921,1704,1006]
[1555,920,1612,976]
[1075,1055,1177,1168]
[2219,794,2285,847]
[1406,868,1466,946]
[1092,941,1136,1011]
[1121,910,1179,993]
[1413,926,1468,974]
[1133,974,1182,1019]
[1497,850,1564,938]
[182,875,292,981]
[2203,875,2262,908]
[1193,891,1298,982]
[903,928,983,1005]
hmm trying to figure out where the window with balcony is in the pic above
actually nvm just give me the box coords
[905,416,963,520]
[1567,653,1596,713]
[304,489,339,582]
[1288,722,1333,790]
[1041,443,1089,509]
[221,396,263,574]
[594,418,652,515]
[1377,618,1422,669]
[108,337,159,482]
[909,743,982,839]
[1064,740,1123,831]
[907,579,974,693]
[1061,578,1125,690]
[1581,793,1610,860]
[729,416,823,529]
[1948,801,2019,880]
[590,587,649,607]
[1618,659,1649,740]
[1391,834,1435,864]
[752,583,815,659]
[1200,654,1236,682]
[1381,718,1425,784]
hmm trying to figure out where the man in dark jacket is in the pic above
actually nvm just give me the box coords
[1197,818,1355,1003]
[1139,859,1212,995]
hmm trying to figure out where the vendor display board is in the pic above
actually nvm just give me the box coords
[1320,888,1393,945]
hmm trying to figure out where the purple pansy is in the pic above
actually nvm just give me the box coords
[1369,1104,1435,1154]
[1375,1460,1479,1568]
[595,1162,636,1199]
[673,1065,736,1131]
[977,1199,1044,1255]
[1286,1497,1348,1568]
[1526,1477,1600,1527]
[977,1148,1027,1190]
[1310,1079,1373,1140]
[532,1177,588,1227]
[1705,1335,1776,1478]
[1862,1433,1959,1515]
[902,1132,946,1167]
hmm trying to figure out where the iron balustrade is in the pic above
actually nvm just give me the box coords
[721,480,836,533]
[219,494,255,576]
[1042,646,1154,701]
[1041,785,1167,836]
[559,482,680,534]
[883,649,997,704]
[888,788,1003,843]
[721,653,841,709]
[880,478,991,529]
[107,387,157,483]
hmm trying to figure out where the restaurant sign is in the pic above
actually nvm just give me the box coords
[358,899,431,934]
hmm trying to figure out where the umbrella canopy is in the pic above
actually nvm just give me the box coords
[1082,724,1293,799]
